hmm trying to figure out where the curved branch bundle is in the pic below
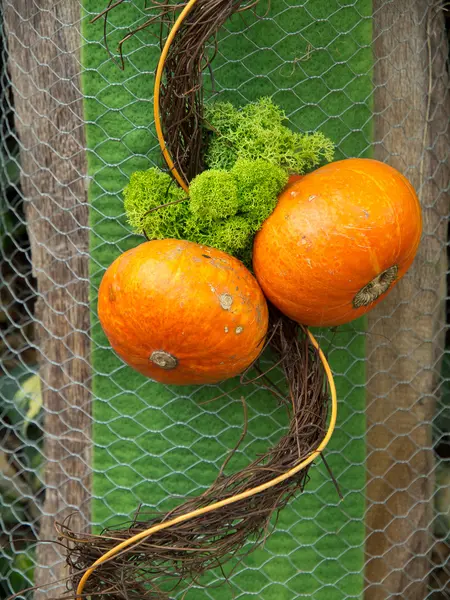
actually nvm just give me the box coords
[62,3,336,599]
[99,0,263,182]
[63,314,330,599]
[156,0,259,182]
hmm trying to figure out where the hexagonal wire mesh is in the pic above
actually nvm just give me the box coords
[0,1,449,599]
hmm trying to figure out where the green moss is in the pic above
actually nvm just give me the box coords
[189,170,239,221]
[123,99,333,264]
[205,97,334,172]
[214,216,253,253]
[232,159,288,222]
[123,157,288,265]
[123,168,188,239]
[183,214,253,263]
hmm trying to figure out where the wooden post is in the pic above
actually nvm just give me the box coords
[366,1,450,598]
[3,2,91,597]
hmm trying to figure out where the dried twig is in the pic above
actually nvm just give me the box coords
[60,309,330,600]
[97,0,265,181]
[55,3,335,599]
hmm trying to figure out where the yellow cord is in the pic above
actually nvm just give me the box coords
[77,5,338,597]
[76,329,337,598]
[153,0,199,193]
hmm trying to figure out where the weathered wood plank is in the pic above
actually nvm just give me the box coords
[3,2,91,597]
[367,1,450,598]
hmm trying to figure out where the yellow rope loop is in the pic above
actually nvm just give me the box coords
[76,3,339,596]
[153,0,198,192]
[76,330,337,597]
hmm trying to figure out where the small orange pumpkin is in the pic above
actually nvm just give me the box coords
[286,174,303,188]
[253,158,422,327]
[98,239,268,385]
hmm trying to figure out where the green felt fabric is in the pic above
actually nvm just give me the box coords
[81,1,372,598]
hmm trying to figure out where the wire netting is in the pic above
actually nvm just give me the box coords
[0,1,449,599]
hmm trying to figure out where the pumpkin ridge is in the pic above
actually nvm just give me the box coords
[399,226,422,266]
[354,167,403,257]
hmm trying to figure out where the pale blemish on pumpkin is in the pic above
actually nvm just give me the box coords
[209,257,234,273]
[209,283,216,293]
[235,326,243,335]
[166,246,185,260]
[224,326,229,333]
[219,293,233,310]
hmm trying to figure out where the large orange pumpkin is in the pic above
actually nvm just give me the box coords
[286,174,303,188]
[253,158,422,327]
[98,239,268,385]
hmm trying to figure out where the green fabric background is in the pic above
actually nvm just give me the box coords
[81,1,372,598]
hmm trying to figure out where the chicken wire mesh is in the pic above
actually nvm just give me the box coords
[0,1,449,599]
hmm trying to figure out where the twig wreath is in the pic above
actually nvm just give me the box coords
[61,2,338,598]
[53,0,422,598]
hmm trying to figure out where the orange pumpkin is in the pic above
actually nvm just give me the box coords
[98,239,268,385]
[286,174,303,188]
[253,158,422,327]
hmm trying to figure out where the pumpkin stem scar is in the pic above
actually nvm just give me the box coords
[353,265,398,308]
[150,351,178,370]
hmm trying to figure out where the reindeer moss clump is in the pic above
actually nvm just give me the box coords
[232,158,287,222]
[123,98,335,264]
[205,97,335,172]
[124,169,188,239]
[184,160,288,260]
[124,159,287,264]
[189,170,239,222]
